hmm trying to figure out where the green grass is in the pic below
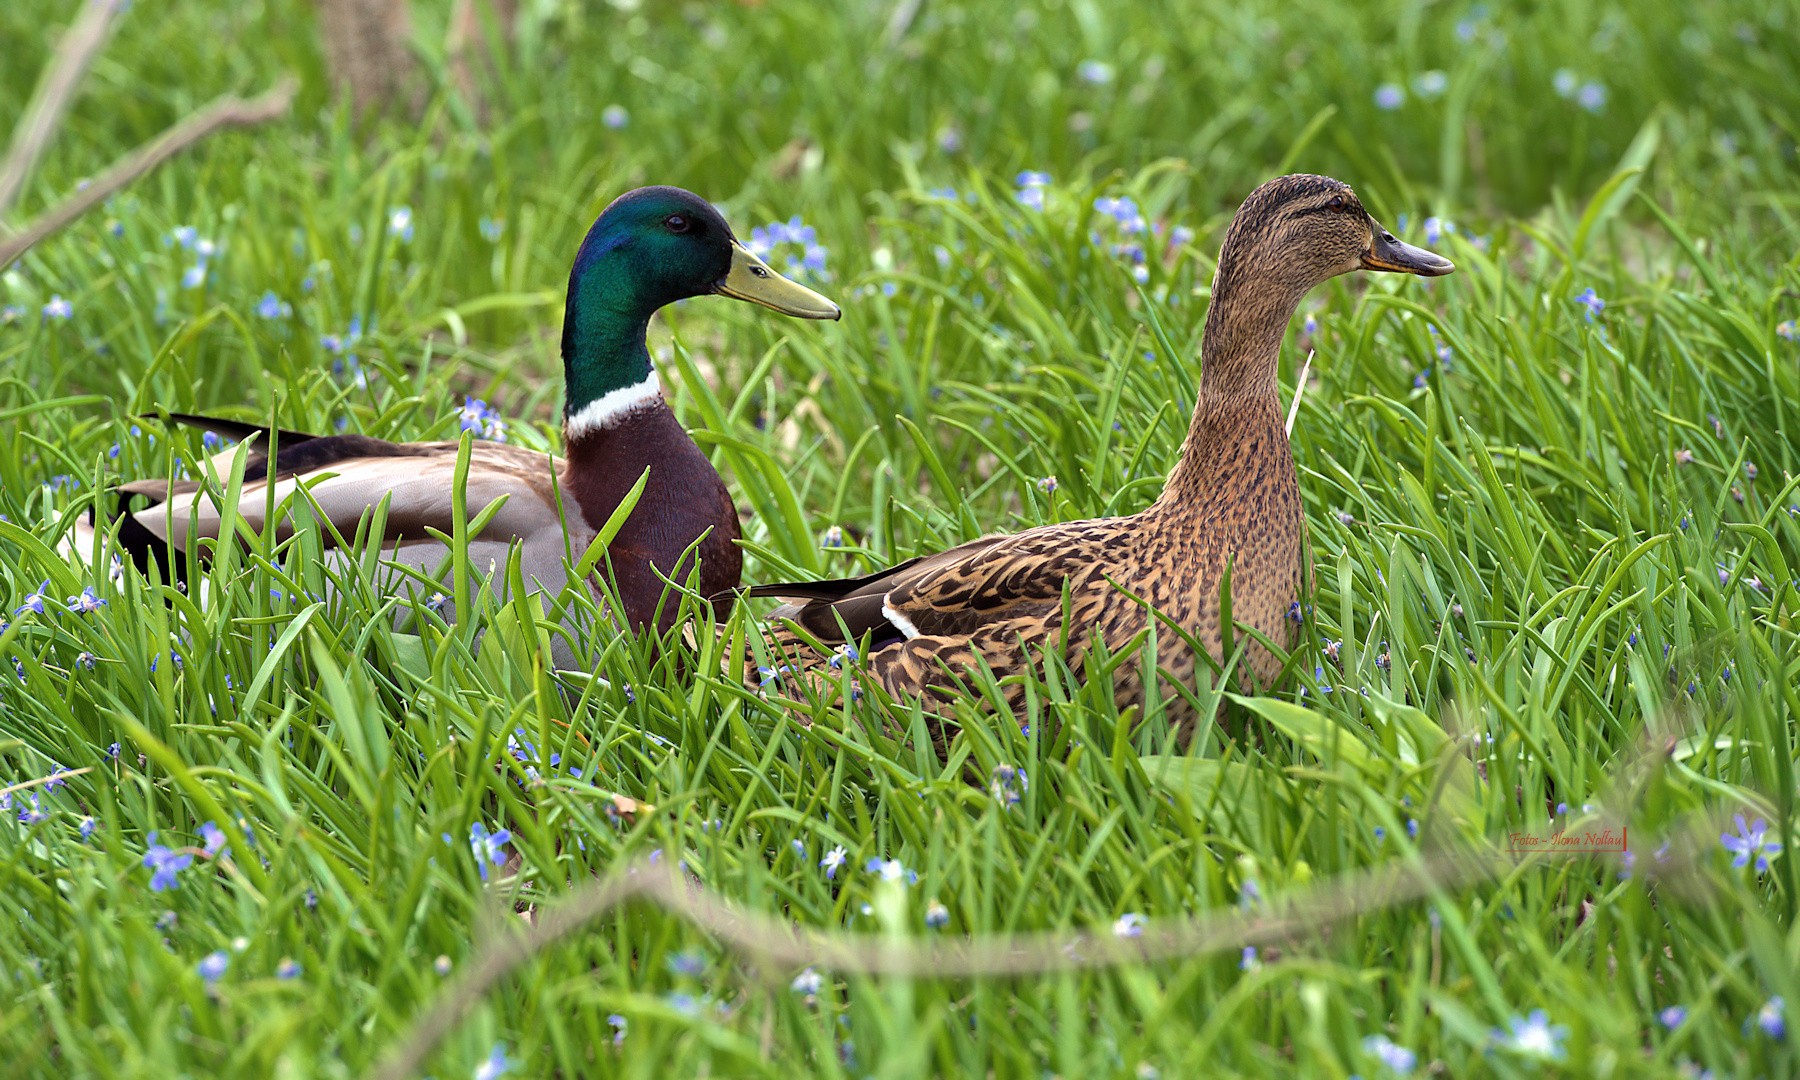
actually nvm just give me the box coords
[2,0,1798,1077]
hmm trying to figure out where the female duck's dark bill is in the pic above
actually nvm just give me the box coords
[715,240,843,319]
[1361,229,1456,277]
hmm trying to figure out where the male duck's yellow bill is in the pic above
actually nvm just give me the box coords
[716,241,842,319]
[1361,229,1455,276]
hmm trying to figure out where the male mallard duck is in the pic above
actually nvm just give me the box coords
[742,174,1450,737]
[81,186,839,655]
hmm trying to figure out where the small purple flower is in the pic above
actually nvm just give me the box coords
[925,900,949,928]
[66,586,107,614]
[1659,1005,1687,1028]
[1755,996,1786,1039]
[17,793,47,826]
[200,821,228,858]
[474,1041,513,1080]
[865,857,918,885]
[1721,814,1781,871]
[79,815,98,840]
[276,958,302,979]
[1016,186,1046,211]
[1302,313,1317,336]
[1363,1033,1417,1072]
[143,831,194,891]
[468,821,512,881]
[602,104,629,129]
[1745,462,1758,481]
[1113,912,1146,938]
[821,524,844,548]
[15,579,51,616]
[1076,59,1114,85]
[820,844,847,879]
[790,968,822,995]
[1037,475,1058,494]
[197,950,229,983]
[1016,171,1052,188]
[1577,81,1607,112]
[1777,319,1796,341]
[607,1013,628,1045]
[1373,83,1405,110]
[1239,946,1259,971]
[666,949,706,977]
[1575,287,1605,321]
[256,291,291,319]
[42,295,73,321]
[1495,1009,1568,1060]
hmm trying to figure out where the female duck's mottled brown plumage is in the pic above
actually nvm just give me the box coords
[743,174,1452,735]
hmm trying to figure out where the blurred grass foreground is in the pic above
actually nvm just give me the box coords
[1,1,1797,1078]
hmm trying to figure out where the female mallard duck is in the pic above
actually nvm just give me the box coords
[87,186,839,655]
[743,174,1450,737]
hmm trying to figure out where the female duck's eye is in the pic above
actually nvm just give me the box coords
[665,214,691,234]
[1328,195,1346,212]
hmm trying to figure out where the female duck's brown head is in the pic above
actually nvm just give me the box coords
[1202,173,1453,391]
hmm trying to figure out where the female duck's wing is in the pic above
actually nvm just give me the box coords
[744,525,1097,647]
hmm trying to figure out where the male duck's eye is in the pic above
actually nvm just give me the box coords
[664,214,691,234]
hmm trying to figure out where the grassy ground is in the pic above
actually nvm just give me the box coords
[2,0,1797,1077]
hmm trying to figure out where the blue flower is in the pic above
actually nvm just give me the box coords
[478,216,505,242]
[1302,313,1317,336]
[1659,1005,1687,1028]
[1015,171,1052,188]
[1373,83,1405,110]
[256,291,291,319]
[1574,287,1605,321]
[1412,70,1448,99]
[821,524,844,548]
[820,844,847,879]
[829,643,858,669]
[1037,475,1058,494]
[1778,319,1796,341]
[276,957,302,979]
[989,764,1026,806]
[468,821,512,881]
[667,949,706,977]
[1406,818,1419,839]
[1239,946,1259,971]
[607,1013,628,1044]
[42,295,73,321]
[925,900,949,928]
[182,263,207,289]
[143,831,194,891]
[865,857,918,885]
[1552,69,1578,98]
[197,950,229,983]
[200,821,228,858]
[602,104,629,129]
[1016,186,1046,211]
[457,396,506,442]
[1076,59,1114,85]
[15,579,51,616]
[1112,912,1146,938]
[1755,995,1786,1039]
[474,1041,513,1080]
[66,586,107,614]
[17,793,47,826]
[937,126,962,153]
[1494,1009,1568,1060]
[1373,826,1386,844]
[1721,814,1781,872]
[1576,81,1607,112]
[79,815,98,841]
[790,968,822,995]
[1362,1033,1416,1072]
